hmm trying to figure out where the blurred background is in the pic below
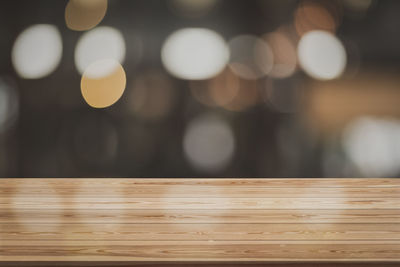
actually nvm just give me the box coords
[1,0,400,178]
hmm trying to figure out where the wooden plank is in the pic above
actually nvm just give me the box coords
[2,186,400,198]
[1,197,398,209]
[1,241,400,261]
[1,178,399,188]
[0,178,399,262]
[1,263,398,267]
[1,209,399,224]
[1,223,399,241]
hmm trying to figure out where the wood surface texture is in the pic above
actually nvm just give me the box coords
[0,178,399,263]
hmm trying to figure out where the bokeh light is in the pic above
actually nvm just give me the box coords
[183,114,235,172]
[75,26,126,75]
[80,59,126,108]
[2,0,398,179]
[190,68,240,107]
[190,68,261,111]
[224,78,260,111]
[65,0,108,31]
[228,35,273,80]
[263,29,297,79]
[161,28,229,80]
[342,117,400,177]
[298,30,346,80]
[294,1,339,36]
[126,70,176,120]
[12,24,62,79]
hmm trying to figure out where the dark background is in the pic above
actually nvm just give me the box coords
[0,0,399,178]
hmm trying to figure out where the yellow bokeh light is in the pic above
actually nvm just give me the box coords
[80,59,126,108]
[65,0,108,31]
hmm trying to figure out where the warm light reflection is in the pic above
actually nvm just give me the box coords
[75,26,126,74]
[283,180,345,228]
[126,70,176,120]
[224,78,260,111]
[190,67,260,111]
[294,1,338,36]
[161,28,229,80]
[263,29,297,79]
[190,68,240,107]
[160,184,232,232]
[298,30,346,80]
[342,117,400,177]
[65,0,108,31]
[12,24,62,79]
[228,35,273,80]
[183,114,235,172]
[80,59,126,108]
[190,70,260,111]
[11,181,63,232]
[74,179,125,224]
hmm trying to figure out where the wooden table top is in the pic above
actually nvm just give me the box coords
[0,178,399,263]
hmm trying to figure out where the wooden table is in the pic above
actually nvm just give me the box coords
[0,178,399,264]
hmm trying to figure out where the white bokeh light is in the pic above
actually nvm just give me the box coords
[183,114,235,172]
[342,117,400,177]
[75,26,125,74]
[161,28,229,80]
[298,30,346,80]
[12,24,63,79]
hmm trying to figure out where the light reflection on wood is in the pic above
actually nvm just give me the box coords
[0,178,399,262]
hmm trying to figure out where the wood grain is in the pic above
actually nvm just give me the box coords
[1,223,400,241]
[1,209,399,223]
[1,241,400,261]
[2,198,399,209]
[0,178,399,262]
[2,186,399,198]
